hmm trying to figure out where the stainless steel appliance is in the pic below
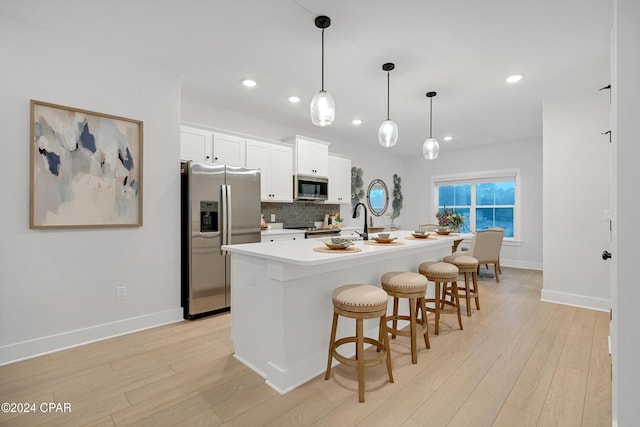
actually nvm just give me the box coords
[293,175,328,201]
[181,161,261,319]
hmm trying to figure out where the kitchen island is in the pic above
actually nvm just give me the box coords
[222,231,459,394]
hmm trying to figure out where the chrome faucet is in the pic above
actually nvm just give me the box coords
[352,202,369,241]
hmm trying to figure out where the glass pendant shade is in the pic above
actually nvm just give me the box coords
[378,120,398,147]
[310,90,335,126]
[423,137,440,160]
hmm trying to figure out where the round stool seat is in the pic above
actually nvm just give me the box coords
[419,261,458,280]
[381,271,428,294]
[332,284,388,314]
[443,255,479,271]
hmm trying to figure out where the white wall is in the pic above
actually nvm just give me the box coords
[542,89,611,311]
[612,0,640,423]
[402,139,543,270]
[0,17,183,364]
[181,97,405,229]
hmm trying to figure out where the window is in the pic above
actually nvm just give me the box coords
[433,169,520,239]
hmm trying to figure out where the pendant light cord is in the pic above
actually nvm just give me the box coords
[321,29,325,91]
[429,97,433,138]
[387,72,390,120]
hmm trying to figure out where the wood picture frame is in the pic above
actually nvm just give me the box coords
[30,100,143,228]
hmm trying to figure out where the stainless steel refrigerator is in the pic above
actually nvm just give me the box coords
[181,161,261,319]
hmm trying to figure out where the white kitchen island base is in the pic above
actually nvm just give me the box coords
[223,232,458,394]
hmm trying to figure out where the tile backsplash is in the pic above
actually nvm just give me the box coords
[261,202,340,227]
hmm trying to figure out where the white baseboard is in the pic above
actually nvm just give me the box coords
[540,289,610,312]
[500,258,543,270]
[0,308,184,366]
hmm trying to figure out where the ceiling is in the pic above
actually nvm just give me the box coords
[1,0,612,157]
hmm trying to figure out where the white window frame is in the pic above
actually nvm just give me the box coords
[431,168,522,244]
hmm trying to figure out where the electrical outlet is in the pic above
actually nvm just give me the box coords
[270,214,276,222]
[116,286,127,300]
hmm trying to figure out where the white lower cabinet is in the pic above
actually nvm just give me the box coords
[261,232,305,242]
[246,139,293,202]
[327,155,351,204]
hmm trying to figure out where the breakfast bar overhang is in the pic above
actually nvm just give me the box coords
[222,232,459,394]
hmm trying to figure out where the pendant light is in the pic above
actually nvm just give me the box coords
[310,15,335,126]
[423,91,440,160]
[378,63,398,148]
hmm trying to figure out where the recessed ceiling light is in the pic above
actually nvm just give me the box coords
[242,79,257,87]
[505,74,523,84]
[288,96,300,103]
[443,136,453,142]
[352,119,362,125]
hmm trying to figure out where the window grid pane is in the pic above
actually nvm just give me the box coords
[436,178,516,238]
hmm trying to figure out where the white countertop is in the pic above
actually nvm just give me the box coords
[224,230,462,266]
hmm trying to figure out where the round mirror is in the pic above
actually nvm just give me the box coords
[367,179,389,216]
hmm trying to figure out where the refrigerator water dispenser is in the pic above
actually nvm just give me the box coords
[200,201,218,232]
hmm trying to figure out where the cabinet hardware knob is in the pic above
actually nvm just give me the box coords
[602,250,612,260]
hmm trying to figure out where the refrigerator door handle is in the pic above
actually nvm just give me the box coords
[226,185,233,245]
[221,184,229,255]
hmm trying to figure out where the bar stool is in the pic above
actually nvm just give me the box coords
[443,255,480,317]
[325,284,394,402]
[418,262,463,335]
[381,271,430,364]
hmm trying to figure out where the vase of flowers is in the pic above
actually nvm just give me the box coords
[436,208,464,232]
[386,210,400,230]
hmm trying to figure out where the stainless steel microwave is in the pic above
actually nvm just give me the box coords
[293,175,328,201]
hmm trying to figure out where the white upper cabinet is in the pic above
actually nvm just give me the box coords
[212,133,245,167]
[286,136,330,177]
[327,155,351,204]
[246,139,293,202]
[180,126,213,162]
[180,126,246,167]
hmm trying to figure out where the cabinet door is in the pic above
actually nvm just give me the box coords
[180,127,212,162]
[213,133,245,167]
[337,157,351,203]
[296,138,328,176]
[261,232,304,242]
[269,144,293,202]
[245,140,270,200]
[327,155,351,204]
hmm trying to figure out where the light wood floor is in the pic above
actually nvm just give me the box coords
[0,268,611,427]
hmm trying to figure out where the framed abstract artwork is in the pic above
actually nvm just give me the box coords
[30,100,143,228]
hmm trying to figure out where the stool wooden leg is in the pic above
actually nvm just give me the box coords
[419,297,430,349]
[325,311,339,380]
[435,280,441,335]
[391,296,399,339]
[409,297,417,364]
[451,281,463,331]
[356,318,365,402]
[379,315,394,383]
[463,272,472,317]
[472,271,480,310]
